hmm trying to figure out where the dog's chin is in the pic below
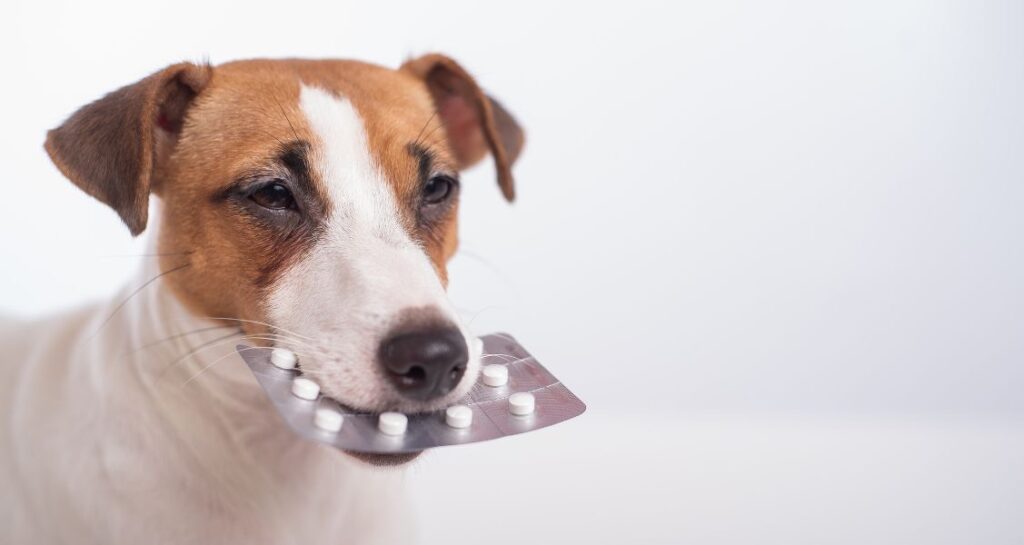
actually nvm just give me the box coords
[345,450,423,467]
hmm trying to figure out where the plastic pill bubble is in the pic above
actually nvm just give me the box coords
[482,364,509,387]
[291,377,320,400]
[508,392,535,415]
[445,405,473,429]
[314,407,343,432]
[473,337,485,355]
[270,348,298,370]
[378,412,408,435]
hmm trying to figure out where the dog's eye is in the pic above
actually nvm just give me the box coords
[423,175,457,205]
[250,181,296,211]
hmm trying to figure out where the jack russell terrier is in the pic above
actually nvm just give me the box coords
[0,55,524,544]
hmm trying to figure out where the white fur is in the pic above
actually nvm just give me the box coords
[267,85,479,413]
[0,256,413,544]
[0,85,476,544]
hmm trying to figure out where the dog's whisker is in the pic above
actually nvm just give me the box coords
[181,344,332,387]
[229,331,322,354]
[181,346,267,387]
[417,131,455,154]
[125,325,242,357]
[271,93,302,142]
[198,317,314,341]
[253,126,289,149]
[237,332,323,352]
[417,120,447,150]
[480,353,520,363]
[96,250,196,259]
[91,262,192,338]
[156,334,321,386]
[154,330,245,380]
[238,335,321,354]
[243,330,312,342]
[453,248,520,292]
[459,305,509,330]
[412,108,439,148]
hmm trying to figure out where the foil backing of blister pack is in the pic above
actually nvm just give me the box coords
[236,333,586,453]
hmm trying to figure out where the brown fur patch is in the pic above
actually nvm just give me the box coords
[159,59,470,330]
[45,63,212,236]
[48,57,522,338]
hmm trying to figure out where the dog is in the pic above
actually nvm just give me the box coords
[0,55,524,544]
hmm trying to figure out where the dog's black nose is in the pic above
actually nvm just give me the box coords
[379,327,468,401]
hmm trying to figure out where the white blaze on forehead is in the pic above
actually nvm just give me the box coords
[277,83,449,312]
[262,84,474,411]
[298,85,406,243]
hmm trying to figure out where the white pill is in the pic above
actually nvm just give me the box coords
[482,364,509,387]
[314,407,344,432]
[508,392,535,415]
[445,405,473,429]
[270,347,298,370]
[378,412,408,435]
[291,377,320,400]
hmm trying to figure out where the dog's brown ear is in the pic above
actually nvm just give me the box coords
[401,54,525,202]
[44,62,212,236]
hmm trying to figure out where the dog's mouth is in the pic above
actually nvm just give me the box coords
[315,386,427,466]
[279,348,474,466]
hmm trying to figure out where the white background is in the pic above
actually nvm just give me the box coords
[3,0,1023,543]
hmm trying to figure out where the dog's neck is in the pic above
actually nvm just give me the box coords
[52,249,412,542]
[118,206,280,401]
[117,255,259,403]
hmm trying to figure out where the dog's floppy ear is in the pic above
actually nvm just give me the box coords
[401,54,525,202]
[44,62,212,236]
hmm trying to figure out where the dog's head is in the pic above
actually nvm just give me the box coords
[45,57,523,416]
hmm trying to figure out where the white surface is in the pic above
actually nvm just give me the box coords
[290,377,320,401]
[444,405,473,429]
[379,412,409,436]
[411,412,1024,544]
[482,364,509,387]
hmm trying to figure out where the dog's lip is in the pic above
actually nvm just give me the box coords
[322,394,432,466]
[318,377,464,416]
[308,394,425,465]
[344,450,423,466]
[292,362,469,462]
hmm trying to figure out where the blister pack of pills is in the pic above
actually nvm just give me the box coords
[235,333,586,453]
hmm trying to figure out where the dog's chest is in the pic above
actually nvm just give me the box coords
[1,298,412,545]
